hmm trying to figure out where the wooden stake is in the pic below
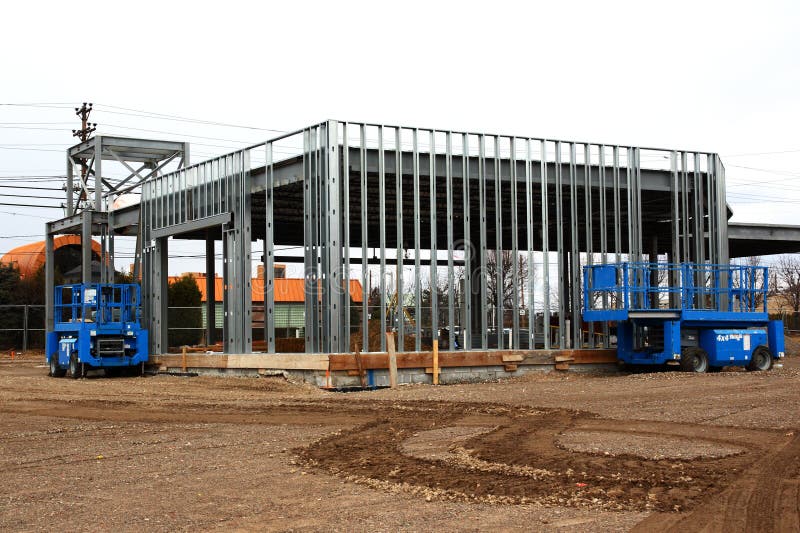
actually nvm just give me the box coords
[432,339,439,385]
[181,345,187,373]
[354,347,367,388]
[386,332,398,388]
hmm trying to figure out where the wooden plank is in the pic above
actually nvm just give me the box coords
[387,333,398,388]
[555,362,570,371]
[329,349,617,371]
[353,348,366,387]
[152,349,616,373]
[571,350,618,364]
[503,364,518,372]
[151,354,329,371]
[432,340,439,385]
[150,355,229,369]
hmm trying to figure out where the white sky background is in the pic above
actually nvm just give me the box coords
[0,0,798,277]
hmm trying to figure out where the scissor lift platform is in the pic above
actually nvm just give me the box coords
[583,262,784,372]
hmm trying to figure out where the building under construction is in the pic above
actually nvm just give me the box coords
[43,120,800,382]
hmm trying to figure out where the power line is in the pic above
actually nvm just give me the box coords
[0,125,68,131]
[0,192,63,200]
[0,103,74,107]
[0,122,74,126]
[0,174,66,180]
[0,146,64,153]
[723,148,800,157]
[728,164,800,177]
[0,209,56,219]
[100,123,257,144]
[0,185,63,191]
[0,203,61,209]
[93,103,287,134]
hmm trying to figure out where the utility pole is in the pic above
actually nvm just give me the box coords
[72,102,96,207]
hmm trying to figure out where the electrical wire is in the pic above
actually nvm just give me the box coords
[0,203,61,209]
[93,103,287,134]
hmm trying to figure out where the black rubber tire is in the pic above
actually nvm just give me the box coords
[747,345,773,372]
[680,347,709,373]
[69,352,82,379]
[49,355,66,378]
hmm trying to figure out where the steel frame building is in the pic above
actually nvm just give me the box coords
[46,120,737,357]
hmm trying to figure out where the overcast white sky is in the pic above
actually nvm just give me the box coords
[0,0,798,275]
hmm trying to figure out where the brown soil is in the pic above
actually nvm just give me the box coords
[1,356,800,531]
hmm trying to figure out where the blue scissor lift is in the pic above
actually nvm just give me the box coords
[583,263,784,372]
[46,284,149,378]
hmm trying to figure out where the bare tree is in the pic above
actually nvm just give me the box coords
[485,251,529,327]
[772,254,800,312]
[739,256,768,309]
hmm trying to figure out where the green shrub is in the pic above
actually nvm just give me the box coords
[168,273,203,347]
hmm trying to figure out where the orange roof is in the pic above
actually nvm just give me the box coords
[168,273,363,304]
[0,236,102,278]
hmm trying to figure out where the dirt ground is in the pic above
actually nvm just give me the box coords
[1,353,799,532]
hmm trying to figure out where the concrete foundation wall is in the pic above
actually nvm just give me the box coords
[162,363,619,388]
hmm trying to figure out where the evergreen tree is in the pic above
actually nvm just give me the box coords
[0,263,21,348]
[167,273,203,347]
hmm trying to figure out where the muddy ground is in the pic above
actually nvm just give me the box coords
[1,354,799,532]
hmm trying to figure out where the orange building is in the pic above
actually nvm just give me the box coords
[168,268,363,336]
[1,236,102,281]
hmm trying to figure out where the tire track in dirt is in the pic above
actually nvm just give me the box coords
[300,407,784,512]
[3,367,797,528]
[632,433,800,532]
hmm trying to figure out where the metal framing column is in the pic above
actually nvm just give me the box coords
[94,137,103,211]
[107,220,115,283]
[445,131,455,350]
[45,227,54,334]
[205,231,215,346]
[540,140,551,349]
[478,135,488,349]
[510,139,520,349]
[583,145,594,348]
[152,237,169,354]
[264,143,275,353]
[223,151,252,354]
[378,126,387,352]
[554,142,566,348]
[66,156,74,215]
[429,130,439,346]
[303,128,320,353]
[462,133,473,351]
[342,124,351,352]
[320,120,342,353]
[493,136,503,348]
[670,151,682,308]
[413,129,422,351]
[523,140,534,350]
[395,127,404,352]
[599,146,610,347]
[360,125,369,353]
[716,157,729,265]
[81,210,92,284]
[568,143,580,349]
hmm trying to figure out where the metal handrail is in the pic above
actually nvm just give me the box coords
[584,262,769,314]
